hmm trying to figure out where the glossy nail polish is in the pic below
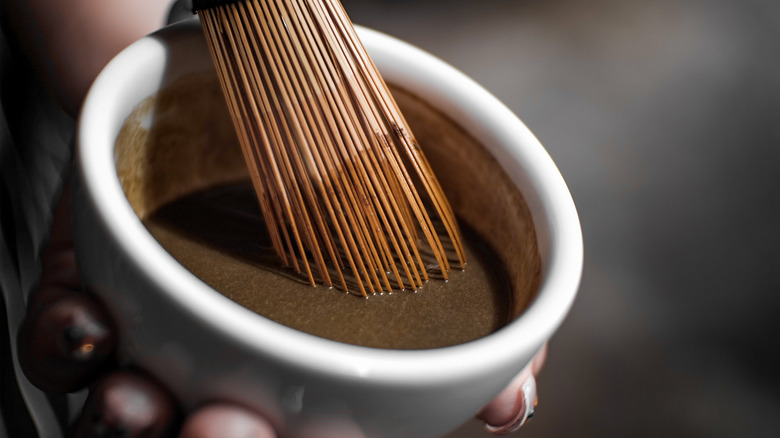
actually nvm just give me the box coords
[72,370,177,438]
[485,375,537,435]
[18,292,116,393]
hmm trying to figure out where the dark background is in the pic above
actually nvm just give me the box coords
[342,0,780,437]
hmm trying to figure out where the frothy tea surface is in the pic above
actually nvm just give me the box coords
[144,182,511,349]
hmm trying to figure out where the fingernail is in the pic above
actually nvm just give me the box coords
[73,370,177,438]
[18,292,116,393]
[485,375,537,435]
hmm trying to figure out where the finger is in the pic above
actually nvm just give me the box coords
[72,370,178,438]
[178,404,277,438]
[476,347,545,435]
[294,418,367,438]
[29,182,81,312]
[37,249,81,295]
[532,343,548,376]
[18,290,116,393]
[477,370,536,435]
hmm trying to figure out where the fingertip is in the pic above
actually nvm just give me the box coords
[73,370,178,438]
[18,291,116,393]
[178,404,277,438]
[477,370,537,435]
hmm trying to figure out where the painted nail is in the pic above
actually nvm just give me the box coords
[484,375,537,435]
[18,292,116,393]
[72,370,177,438]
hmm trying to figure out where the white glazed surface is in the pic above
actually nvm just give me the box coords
[74,18,582,438]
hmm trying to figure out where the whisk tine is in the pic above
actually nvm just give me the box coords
[196,0,466,296]
[286,0,423,290]
[326,1,467,268]
[235,1,339,288]
[258,0,379,293]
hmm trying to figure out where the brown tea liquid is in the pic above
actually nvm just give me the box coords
[143,181,512,349]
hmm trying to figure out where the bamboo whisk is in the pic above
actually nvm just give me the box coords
[192,0,465,296]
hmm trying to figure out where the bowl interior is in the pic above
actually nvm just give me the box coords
[114,53,541,327]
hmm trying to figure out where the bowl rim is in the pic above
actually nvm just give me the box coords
[77,18,583,386]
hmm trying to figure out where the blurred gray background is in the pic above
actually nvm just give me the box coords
[342,0,780,437]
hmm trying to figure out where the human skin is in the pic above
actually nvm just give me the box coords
[5,1,543,435]
[1,0,174,117]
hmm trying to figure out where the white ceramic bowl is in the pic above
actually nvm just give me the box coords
[74,18,582,438]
